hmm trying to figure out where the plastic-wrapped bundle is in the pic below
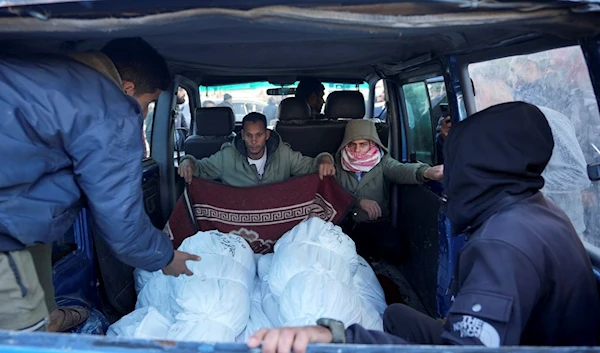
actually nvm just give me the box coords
[353,256,387,315]
[136,274,175,321]
[270,217,358,297]
[279,270,362,327]
[261,275,282,327]
[359,301,384,331]
[167,319,234,343]
[178,231,256,292]
[236,277,274,343]
[116,231,256,342]
[166,231,256,342]
[133,268,161,295]
[257,253,274,281]
[168,277,250,342]
[107,307,172,339]
[274,218,358,271]
[257,254,282,327]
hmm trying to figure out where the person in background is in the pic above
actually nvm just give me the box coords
[509,56,590,238]
[509,57,563,114]
[178,112,335,186]
[0,37,198,334]
[335,119,443,263]
[218,93,234,109]
[174,88,190,151]
[537,106,590,238]
[263,97,278,125]
[247,102,599,352]
[435,105,452,165]
[295,78,325,119]
[203,100,216,108]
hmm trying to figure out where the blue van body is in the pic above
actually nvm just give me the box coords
[1,0,599,351]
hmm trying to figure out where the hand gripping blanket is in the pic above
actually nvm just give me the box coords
[164,174,353,253]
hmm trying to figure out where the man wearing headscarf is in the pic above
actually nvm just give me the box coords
[334,119,442,263]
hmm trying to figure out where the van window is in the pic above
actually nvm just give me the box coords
[143,102,155,159]
[402,81,443,165]
[468,45,600,248]
[373,79,387,122]
[174,87,191,157]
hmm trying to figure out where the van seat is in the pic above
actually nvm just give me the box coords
[326,91,389,146]
[276,92,389,157]
[277,97,311,122]
[276,97,345,157]
[184,107,235,160]
[325,91,366,120]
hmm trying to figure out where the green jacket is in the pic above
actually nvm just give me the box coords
[335,120,430,223]
[181,130,332,187]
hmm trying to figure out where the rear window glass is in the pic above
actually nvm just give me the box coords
[468,45,600,249]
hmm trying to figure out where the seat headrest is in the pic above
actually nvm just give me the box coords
[277,97,311,121]
[325,91,365,119]
[194,107,235,136]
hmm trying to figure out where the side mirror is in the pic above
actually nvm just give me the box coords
[588,163,600,181]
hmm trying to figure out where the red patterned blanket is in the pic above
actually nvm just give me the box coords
[164,175,353,253]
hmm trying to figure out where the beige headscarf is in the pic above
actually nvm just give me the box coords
[68,52,123,88]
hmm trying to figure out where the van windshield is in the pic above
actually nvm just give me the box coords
[199,81,369,124]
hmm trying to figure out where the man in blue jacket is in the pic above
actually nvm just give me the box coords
[247,102,599,351]
[0,38,199,332]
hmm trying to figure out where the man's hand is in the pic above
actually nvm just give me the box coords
[178,159,195,184]
[441,128,449,139]
[162,250,201,277]
[360,199,382,220]
[318,157,336,180]
[248,326,333,353]
[423,165,444,181]
[440,124,451,139]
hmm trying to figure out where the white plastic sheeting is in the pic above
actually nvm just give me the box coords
[107,307,172,339]
[353,256,387,315]
[136,273,175,321]
[108,218,387,342]
[279,270,362,326]
[539,106,590,237]
[236,277,275,343]
[269,218,359,298]
[132,268,159,295]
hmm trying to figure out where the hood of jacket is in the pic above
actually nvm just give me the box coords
[337,119,388,155]
[233,129,282,163]
[68,52,123,88]
[443,101,554,235]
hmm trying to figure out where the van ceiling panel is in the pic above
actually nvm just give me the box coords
[0,4,598,84]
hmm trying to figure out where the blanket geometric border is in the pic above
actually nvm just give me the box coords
[192,193,337,226]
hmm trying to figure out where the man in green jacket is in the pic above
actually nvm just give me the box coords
[178,112,335,186]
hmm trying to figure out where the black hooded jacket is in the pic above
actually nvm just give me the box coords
[344,102,599,346]
[443,101,553,235]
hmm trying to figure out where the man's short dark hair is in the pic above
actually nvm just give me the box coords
[295,78,325,101]
[224,93,232,100]
[242,112,267,130]
[101,37,170,95]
